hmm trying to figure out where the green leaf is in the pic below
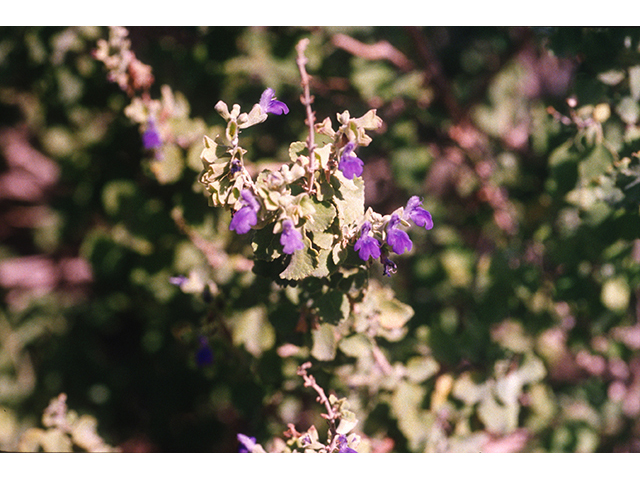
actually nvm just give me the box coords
[237,103,267,128]
[452,373,487,405]
[310,247,331,278]
[629,65,640,100]
[311,231,334,250]
[227,306,274,357]
[579,144,614,182]
[251,226,281,261]
[377,297,414,330]
[288,141,307,163]
[311,323,338,361]
[616,96,640,124]
[405,356,439,383]
[353,109,383,130]
[304,199,336,234]
[314,290,350,325]
[201,135,229,164]
[339,334,371,358]
[151,143,184,184]
[478,392,518,435]
[280,238,318,281]
[331,175,365,228]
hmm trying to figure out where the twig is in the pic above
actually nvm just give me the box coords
[332,33,413,72]
[297,361,340,452]
[295,39,317,193]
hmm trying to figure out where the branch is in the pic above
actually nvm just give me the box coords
[295,39,317,193]
[332,33,413,72]
[297,361,341,452]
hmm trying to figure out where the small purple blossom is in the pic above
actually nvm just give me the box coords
[229,158,242,175]
[338,142,364,180]
[195,336,213,367]
[237,434,257,453]
[386,213,413,255]
[404,196,433,230]
[336,435,357,453]
[229,190,260,234]
[382,256,397,277]
[169,275,187,287]
[142,120,162,149]
[259,88,289,115]
[354,221,381,261]
[280,219,305,254]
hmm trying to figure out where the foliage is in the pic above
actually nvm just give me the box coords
[1,26,640,452]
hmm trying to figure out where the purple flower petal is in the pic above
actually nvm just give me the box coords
[241,189,261,212]
[404,196,433,230]
[280,219,305,254]
[354,221,381,261]
[230,190,261,234]
[386,213,412,255]
[142,120,162,149]
[237,434,257,453]
[169,275,187,286]
[229,206,257,234]
[195,336,213,367]
[337,435,357,453]
[259,88,289,115]
[339,142,364,180]
[382,257,397,277]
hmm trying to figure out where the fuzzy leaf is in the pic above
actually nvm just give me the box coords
[288,141,307,163]
[315,290,350,325]
[378,298,414,330]
[304,199,337,234]
[331,175,365,228]
[227,306,274,357]
[280,238,318,281]
[311,323,338,361]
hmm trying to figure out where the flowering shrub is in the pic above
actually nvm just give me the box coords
[2,26,640,454]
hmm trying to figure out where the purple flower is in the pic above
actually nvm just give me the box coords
[229,158,242,175]
[382,256,397,277]
[195,336,213,367]
[259,88,289,115]
[229,190,260,234]
[142,120,162,149]
[336,435,357,453]
[386,213,412,255]
[280,219,305,254]
[237,434,257,453]
[354,221,381,261]
[338,142,364,180]
[404,196,433,230]
[169,275,187,287]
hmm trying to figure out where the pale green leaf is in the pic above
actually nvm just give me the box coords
[311,323,338,361]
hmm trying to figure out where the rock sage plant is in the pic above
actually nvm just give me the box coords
[195,39,433,452]
[199,40,433,330]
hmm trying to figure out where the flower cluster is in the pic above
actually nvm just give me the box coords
[199,85,433,289]
[353,196,433,276]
